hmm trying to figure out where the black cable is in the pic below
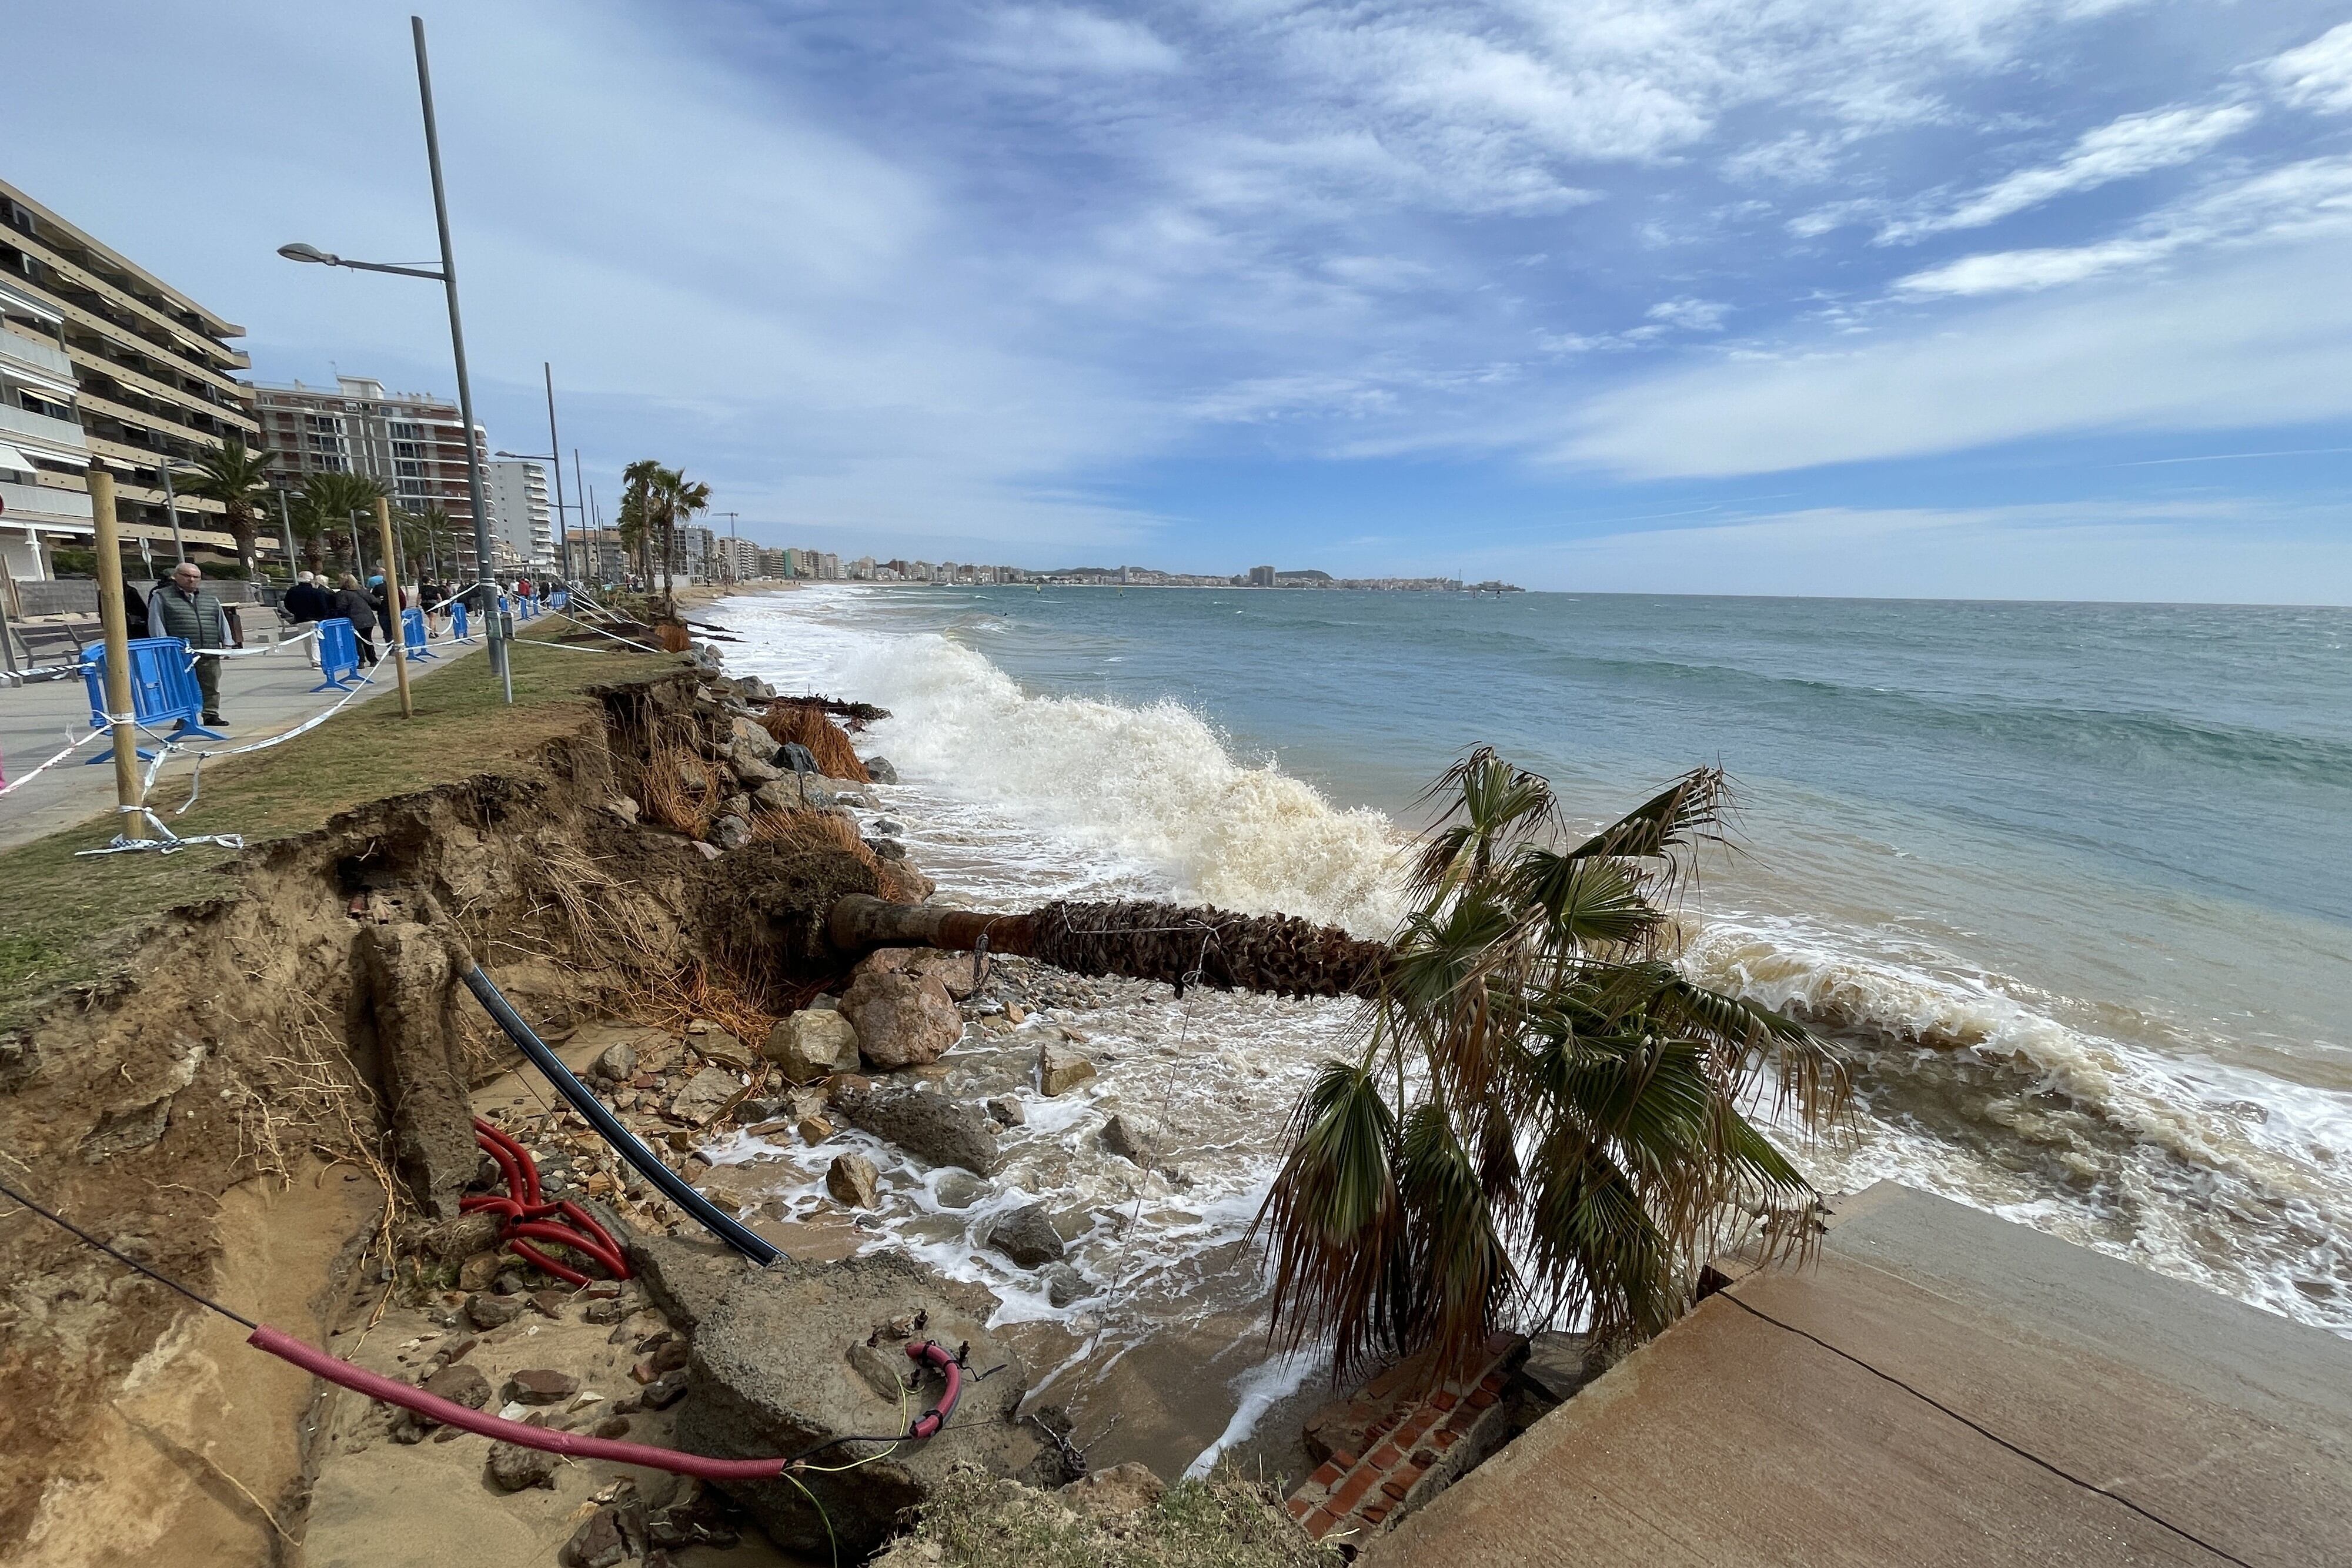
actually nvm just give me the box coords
[455,963,783,1266]
[0,1174,258,1330]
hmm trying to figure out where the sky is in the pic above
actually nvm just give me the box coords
[12,1,2352,600]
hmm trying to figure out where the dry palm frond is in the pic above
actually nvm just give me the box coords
[640,721,722,835]
[759,700,871,782]
[622,959,784,1054]
[1258,751,1848,1385]
[747,805,880,870]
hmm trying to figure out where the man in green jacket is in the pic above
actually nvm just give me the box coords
[146,561,238,726]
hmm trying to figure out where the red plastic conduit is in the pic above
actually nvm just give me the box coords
[244,1328,965,1480]
[464,1116,630,1285]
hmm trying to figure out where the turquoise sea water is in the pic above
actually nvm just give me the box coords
[717,586,2352,1338]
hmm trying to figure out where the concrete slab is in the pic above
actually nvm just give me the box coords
[1375,1183,2352,1567]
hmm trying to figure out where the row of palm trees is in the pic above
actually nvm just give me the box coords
[616,459,710,619]
[174,436,469,581]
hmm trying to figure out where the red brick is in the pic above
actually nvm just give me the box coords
[1367,1443,1404,1471]
[1429,1389,1459,1412]
[1329,1471,1377,1514]
[1307,1507,1341,1539]
[1381,1478,1411,1502]
[1286,1497,1314,1521]
[1309,1461,1342,1489]
[1410,1449,1437,1470]
[1432,1429,1461,1450]
[1361,1502,1391,1525]
[1329,1448,1358,1470]
[1398,1410,1436,1440]
[1478,1371,1508,1394]
[1468,1389,1498,1409]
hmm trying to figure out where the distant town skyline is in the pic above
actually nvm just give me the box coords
[8,4,2351,601]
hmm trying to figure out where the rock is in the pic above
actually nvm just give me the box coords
[670,1065,741,1126]
[456,1251,503,1293]
[642,1368,690,1410]
[486,1440,560,1492]
[874,817,905,835]
[606,796,640,824]
[834,1082,1001,1175]
[933,1171,988,1209]
[986,1203,1065,1268]
[729,720,784,784]
[1041,1263,1087,1308]
[984,1095,1025,1128]
[1099,1114,1161,1166]
[595,1040,639,1081]
[676,1251,1054,1558]
[529,1289,570,1319]
[871,838,907,861]
[503,1368,580,1406]
[1038,1043,1095,1096]
[1003,1002,1027,1025]
[826,1153,881,1209]
[422,1362,492,1410]
[465,1292,524,1329]
[708,813,753,852]
[847,1339,911,1403]
[840,966,961,1070]
[796,1114,834,1145]
[764,1010,862,1083]
[583,1292,643,1325]
[626,1233,756,1335]
[718,792,752,821]
[693,840,722,861]
[1062,1462,1165,1519]
[560,1505,629,1568]
[864,755,900,784]
[874,858,935,904]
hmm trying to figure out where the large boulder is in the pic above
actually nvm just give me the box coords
[874,858,936,905]
[729,718,784,784]
[841,963,961,1070]
[985,1202,1065,1268]
[1038,1042,1096,1096]
[670,1065,742,1126]
[763,1009,861,1082]
[834,1081,1001,1175]
[679,1252,1058,1557]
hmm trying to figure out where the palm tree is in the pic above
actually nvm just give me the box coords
[398,505,455,580]
[176,436,280,577]
[620,459,664,593]
[300,471,390,576]
[656,467,710,619]
[823,753,1847,1381]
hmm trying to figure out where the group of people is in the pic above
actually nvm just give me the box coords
[280,571,408,667]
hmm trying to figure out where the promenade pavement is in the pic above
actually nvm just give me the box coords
[1374,1182,2352,1566]
[0,624,482,851]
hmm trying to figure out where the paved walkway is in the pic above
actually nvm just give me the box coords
[1375,1182,2352,1566]
[0,626,483,850]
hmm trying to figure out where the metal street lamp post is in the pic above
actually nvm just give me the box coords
[276,15,509,703]
[158,460,186,564]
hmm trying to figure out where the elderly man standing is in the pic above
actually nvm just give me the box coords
[147,560,239,727]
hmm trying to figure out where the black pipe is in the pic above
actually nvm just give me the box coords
[456,964,782,1266]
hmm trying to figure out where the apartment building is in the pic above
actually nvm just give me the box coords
[0,179,256,580]
[252,377,492,573]
[675,524,715,583]
[486,458,554,573]
[711,534,761,581]
[579,527,630,583]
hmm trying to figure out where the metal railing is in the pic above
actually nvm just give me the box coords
[0,478,95,521]
[0,329,74,381]
[0,400,89,457]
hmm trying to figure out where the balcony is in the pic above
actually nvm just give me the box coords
[0,400,89,459]
[0,328,74,383]
[0,477,95,524]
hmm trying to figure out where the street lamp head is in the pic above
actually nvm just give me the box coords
[278,242,339,265]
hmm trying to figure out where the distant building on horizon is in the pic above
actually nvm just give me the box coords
[1248,564,1275,586]
[713,534,760,581]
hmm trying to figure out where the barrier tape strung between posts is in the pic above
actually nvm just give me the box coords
[0,721,113,799]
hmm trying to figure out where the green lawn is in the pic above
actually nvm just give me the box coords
[0,626,683,1032]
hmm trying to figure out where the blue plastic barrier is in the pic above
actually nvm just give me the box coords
[451,600,475,643]
[312,617,362,691]
[79,637,224,763]
[402,607,438,661]
[550,589,568,610]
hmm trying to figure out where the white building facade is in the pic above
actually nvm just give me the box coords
[485,459,555,573]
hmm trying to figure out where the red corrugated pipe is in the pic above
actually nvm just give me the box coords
[463,1115,630,1285]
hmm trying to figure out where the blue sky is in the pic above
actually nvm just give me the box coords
[14,2,2352,599]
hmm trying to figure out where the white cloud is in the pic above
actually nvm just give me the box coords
[1895,153,2352,295]
[968,7,1181,75]
[1556,239,2352,478]
[2263,21,2352,113]
[1880,101,2259,242]
[1646,296,1729,330]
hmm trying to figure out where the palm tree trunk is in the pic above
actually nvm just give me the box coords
[827,893,1391,998]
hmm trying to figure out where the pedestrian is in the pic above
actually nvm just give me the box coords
[417,575,443,636]
[117,574,151,645]
[283,570,329,668]
[334,573,380,666]
[368,573,396,651]
[146,560,239,727]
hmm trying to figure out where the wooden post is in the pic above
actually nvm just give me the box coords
[87,464,143,815]
[375,498,413,719]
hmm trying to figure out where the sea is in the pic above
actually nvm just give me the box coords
[697,584,2352,1478]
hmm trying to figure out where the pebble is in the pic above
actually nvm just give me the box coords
[485,1440,560,1492]
[503,1368,580,1406]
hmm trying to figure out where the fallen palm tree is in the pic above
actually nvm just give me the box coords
[826,750,1847,1381]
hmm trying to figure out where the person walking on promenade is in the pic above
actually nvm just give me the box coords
[146,561,238,727]
[333,573,381,666]
[283,570,329,668]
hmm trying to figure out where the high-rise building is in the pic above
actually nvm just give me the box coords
[579,527,629,583]
[486,459,554,573]
[1248,564,1276,587]
[757,546,791,578]
[676,524,716,582]
[252,376,492,573]
[0,179,259,580]
[713,535,761,581]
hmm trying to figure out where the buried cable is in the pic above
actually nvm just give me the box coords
[452,961,782,1266]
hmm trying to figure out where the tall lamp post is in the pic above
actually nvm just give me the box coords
[277,15,509,703]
